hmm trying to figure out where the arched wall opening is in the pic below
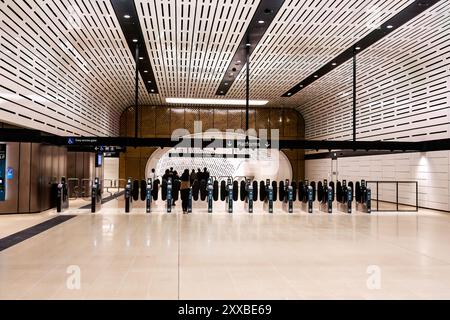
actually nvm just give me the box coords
[119,106,305,182]
[145,132,292,181]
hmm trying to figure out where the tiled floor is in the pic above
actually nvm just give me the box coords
[1,198,450,299]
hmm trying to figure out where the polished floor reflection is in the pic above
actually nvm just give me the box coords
[1,199,450,299]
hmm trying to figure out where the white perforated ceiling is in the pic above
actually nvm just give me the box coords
[296,0,450,142]
[0,0,160,136]
[0,0,444,139]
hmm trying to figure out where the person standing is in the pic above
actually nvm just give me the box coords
[180,169,191,214]
[190,169,197,184]
[172,170,180,206]
[203,167,210,182]
[197,168,203,183]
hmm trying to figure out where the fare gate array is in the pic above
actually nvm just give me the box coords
[54,176,419,214]
[116,177,374,215]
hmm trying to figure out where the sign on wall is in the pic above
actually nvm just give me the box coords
[0,144,6,201]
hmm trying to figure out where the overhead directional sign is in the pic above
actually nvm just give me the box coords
[0,128,442,152]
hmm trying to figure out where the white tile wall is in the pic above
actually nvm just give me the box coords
[306,151,450,212]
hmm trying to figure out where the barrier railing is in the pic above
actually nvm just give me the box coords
[366,181,418,212]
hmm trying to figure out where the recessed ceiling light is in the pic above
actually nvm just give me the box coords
[355,46,361,50]
[123,14,131,19]
[386,25,393,29]
[166,98,269,106]
[287,93,292,96]
[236,60,241,64]
[332,62,337,66]
[220,91,224,94]
[150,89,155,92]
[132,39,138,43]
[314,75,318,78]
[299,84,303,87]
[224,82,228,86]
[139,57,143,60]
[144,70,148,73]
[147,80,152,83]
[258,20,264,24]
[246,43,251,47]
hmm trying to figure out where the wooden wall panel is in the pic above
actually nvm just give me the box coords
[155,107,171,137]
[270,108,283,134]
[213,109,227,131]
[283,109,298,138]
[185,108,199,133]
[245,108,256,132]
[256,108,270,133]
[170,107,186,133]
[119,106,306,180]
[199,109,213,131]
[140,106,156,137]
[227,109,242,130]
[125,157,140,180]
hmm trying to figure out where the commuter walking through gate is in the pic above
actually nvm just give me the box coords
[180,169,191,214]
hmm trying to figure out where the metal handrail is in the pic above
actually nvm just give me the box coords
[366,180,418,212]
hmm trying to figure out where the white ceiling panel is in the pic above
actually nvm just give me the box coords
[0,0,444,138]
[296,0,450,141]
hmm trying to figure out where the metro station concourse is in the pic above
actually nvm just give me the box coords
[0,0,449,301]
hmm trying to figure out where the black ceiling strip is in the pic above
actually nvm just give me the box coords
[4,128,450,152]
[281,0,441,97]
[215,0,285,95]
[110,0,158,94]
[305,150,410,160]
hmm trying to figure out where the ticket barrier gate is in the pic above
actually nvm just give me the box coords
[188,186,193,213]
[356,180,371,213]
[225,178,233,213]
[320,186,333,213]
[91,177,102,213]
[145,178,152,213]
[207,180,213,213]
[337,180,352,214]
[345,188,353,214]
[166,178,173,213]
[125,178,132,213]
[56,177,69,213]
[263,180,274,213]
[282,185,293,213]
[244,182,254,213]
[301,184,314,214]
